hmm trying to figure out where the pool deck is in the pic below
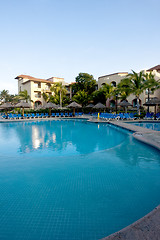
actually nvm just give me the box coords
[102,205,160,240]
[0,116,160,240]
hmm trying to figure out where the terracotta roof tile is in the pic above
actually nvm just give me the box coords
[15,75,57,84]
[147,65,160,72]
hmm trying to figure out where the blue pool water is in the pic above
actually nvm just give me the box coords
[0,119,160,240]
[129,121,160,131]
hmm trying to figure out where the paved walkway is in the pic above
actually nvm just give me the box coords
[102,205,160,240]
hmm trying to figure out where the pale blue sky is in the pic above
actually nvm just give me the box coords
[0,0,159,94]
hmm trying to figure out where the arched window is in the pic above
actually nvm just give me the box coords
[35,101,42,108]
[110,100,115,108]
[111,81,116,87]
[132,99,141,107]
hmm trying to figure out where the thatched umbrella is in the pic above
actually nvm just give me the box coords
[118,100,132,113]
[66,101,82,116]
[92,102,106,119]
[43,102,58,115]
[93,102,106,109]
[15,102,31,116]
[144,97,160,119]
[0,102,14,109]
[0,102,14,115]
[85,103,94,108]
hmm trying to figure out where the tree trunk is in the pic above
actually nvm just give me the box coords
[137,96,140,115]
[147,88,150,113]
[60,91,62,108]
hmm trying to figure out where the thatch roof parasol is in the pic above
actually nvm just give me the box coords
[15,102,31,108]
[118,100,132,107]
[15,102,31,116]
[43,102,58,116]
[67,102,82,108]
[0,102,14,109]
[143,97,160,106]
[66,102,82,116]
[93,102,106,109]
[143,98,160,119]
[85,103,94,108]
[43,102,58,109]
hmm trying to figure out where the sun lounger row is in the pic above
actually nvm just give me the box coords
[144,112,160,120]
[100,112,137,120]
[1,112,84,119]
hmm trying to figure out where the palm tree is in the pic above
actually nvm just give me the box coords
[143,71,160,112]
[0,89,9,102]
[120,70,146,115]
[18,90,31,103]
[102,83,115,108]
[50,82,67,107]
[72,90,89,106]
[117,81,132,101]
[42,92,50,103]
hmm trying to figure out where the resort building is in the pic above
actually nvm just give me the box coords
[15,74,72,107]
[98,65,160,109]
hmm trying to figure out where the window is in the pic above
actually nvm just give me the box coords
[34,83,38,88]
[35,92,41,98]
[110,100,115,108]
[111,81,116,87]
[34,82,41,88]
[45,84,50,90]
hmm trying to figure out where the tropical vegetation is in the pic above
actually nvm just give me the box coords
[0,70,160,115]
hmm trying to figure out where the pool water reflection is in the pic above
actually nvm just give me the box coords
[0,120,160,240]
[0,120,126,156]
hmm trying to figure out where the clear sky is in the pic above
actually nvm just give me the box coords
[0,0,160,94]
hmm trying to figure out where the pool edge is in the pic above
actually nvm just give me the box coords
[101,205,160,240]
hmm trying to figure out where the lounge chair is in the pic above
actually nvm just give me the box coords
[40,113,44,118]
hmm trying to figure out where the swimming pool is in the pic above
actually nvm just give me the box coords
[0,119,160,240]
[129,121,160,131]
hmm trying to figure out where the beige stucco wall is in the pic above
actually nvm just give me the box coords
[18,77,71,107]
[98,71,160,110]
[98,73,128,89]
